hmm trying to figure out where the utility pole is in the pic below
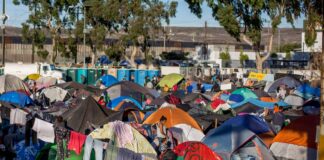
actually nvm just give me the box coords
[75,7,79,64]
[163,25,166,52]
[1,0,6,66]
[83,6,86,67]
[204,21,208,60]
[32,1,36,63]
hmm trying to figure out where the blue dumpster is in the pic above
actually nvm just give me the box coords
[147,70,160,80]
[135,70,147,86]
[77,68,87,84]
[117,69,130,81]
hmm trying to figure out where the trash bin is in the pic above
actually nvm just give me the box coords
[135,70,147,86]
[67,68,77,82]
[76,68,87,84]
[87,69,97,85]
[117,69,130,81]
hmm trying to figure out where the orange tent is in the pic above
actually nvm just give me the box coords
[260,97,278,103]
[271,115,319,149]
[143,106,201,131]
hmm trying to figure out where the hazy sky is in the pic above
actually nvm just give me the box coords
[4,0,304,28]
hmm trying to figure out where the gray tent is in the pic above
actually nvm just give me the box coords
[266,76,301,93]
[284,94,304,106]
[0,74,30,94]
[203,125,275,160]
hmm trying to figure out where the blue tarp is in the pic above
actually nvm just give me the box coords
[220,94,230,101]
[99,75,119,87]
[231,98,288,109]
[228,94,244,103]
[108,96,142,110]
[0,91,33,107]
[221,114,271,134]
[14,140,45,160]
[296,83,320,97]
[119,60,130,66]
[190,82,213,91]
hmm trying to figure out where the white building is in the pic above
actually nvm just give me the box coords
[301,29,322,53]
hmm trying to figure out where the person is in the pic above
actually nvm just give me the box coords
[172,84,178,92]
[156,116,168,153]
[186,84,193,94]
[197,80,202,92]
[152,75,158,86]
[271,106,285,134]
[200,84,206,93]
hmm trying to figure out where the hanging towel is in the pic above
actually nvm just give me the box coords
[32,118,55,143]
[67,131,87,155]
[10,108,28,125]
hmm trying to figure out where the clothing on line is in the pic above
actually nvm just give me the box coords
[10,108,28,125]
[32,118,55,143]
[67,131,86,155]
[83,135,105,160]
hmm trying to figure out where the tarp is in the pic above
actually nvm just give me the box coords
[108,96,142,110]
[284,94,304,106]
[143,106,201,130]
[62,96,113,134]
[158,73,184,88]
[14,140,45,160]
[190,82,213,91]
[40,86,69,103]
[221,114,272,134]
[271,115,319,149]
[231,88,258,100]
[26,73,41,81]
[231,98,288,109]
[296,83,320,97]
[0,91,33,107]
[182,93,211,103]
[56,81,85,90]
[173,141,222,160]
[99,74,119,87]
[203,125,275,160]
[36,76,57,89]
[169,124,205,143]
[0,74,31,94]
[228,94,244,103]
[266,76,301,93]
[106,81,156,103]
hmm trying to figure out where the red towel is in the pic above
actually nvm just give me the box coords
[67,131,87,155]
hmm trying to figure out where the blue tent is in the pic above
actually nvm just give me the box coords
[108,96,142,110]
[119,60,130,66]
[231,98,288,109]
[99,75,119,87]
[99,55,112,65]
[221,114,272,134]
[0,91,33,107]
[296,83,320,97]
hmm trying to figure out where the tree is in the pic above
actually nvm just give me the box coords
[239,52,249,67]
[219,48,231,67]
[185,0,302,72]
[13,0,79,63]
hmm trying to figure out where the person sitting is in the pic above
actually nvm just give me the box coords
[271,106,285,134]
[156,116,168,154]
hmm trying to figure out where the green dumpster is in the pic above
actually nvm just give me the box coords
[87,69,97,85]
[0,68,3,76]
[97,69,103,77]
[67,68,77,82]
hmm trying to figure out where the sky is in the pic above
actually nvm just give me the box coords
[4,0,304,28]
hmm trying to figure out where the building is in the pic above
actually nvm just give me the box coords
[301,28,322,53]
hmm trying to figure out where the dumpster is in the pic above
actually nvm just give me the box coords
[67,68,77,82]
[96,69,103,77]
[76,68,87,84]
[147,70,160,80]
[0,68,4,76]
[87,69,98,85]
[135,70,147,86]
[117,69,130,81]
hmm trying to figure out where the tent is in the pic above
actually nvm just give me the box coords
[266,76,301,93]
[90,121,157,159]
[158,73,184,88]
[0,74,30,94]
[113,104,145,123]
[233,102,264,114]
[231,88,258,100]
[56,81,85,90]
[108,96,142,110]
[99,74,119,87]
[221,114,272,135]
[203,125,275,160]
[143,106,201,130]
[284,94,304,106]
[25,73,41,81]
[270,116,319,160]
[182,93,211,103]
[172,141,222,160]
[36,76,57,89]
[260,97,278,103]
[169,124,205,143]
[62,96,113,134]
[296,83,320,97]
[40,86,69,103]
[253,89,271,97]
[231,98,288,109]
[0,91,33,107]
[228,94,244,103]
[106,81,156,103]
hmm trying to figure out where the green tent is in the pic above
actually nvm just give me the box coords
[36,143,95,160]
[232,88,258,99]
[158,73,184,88]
